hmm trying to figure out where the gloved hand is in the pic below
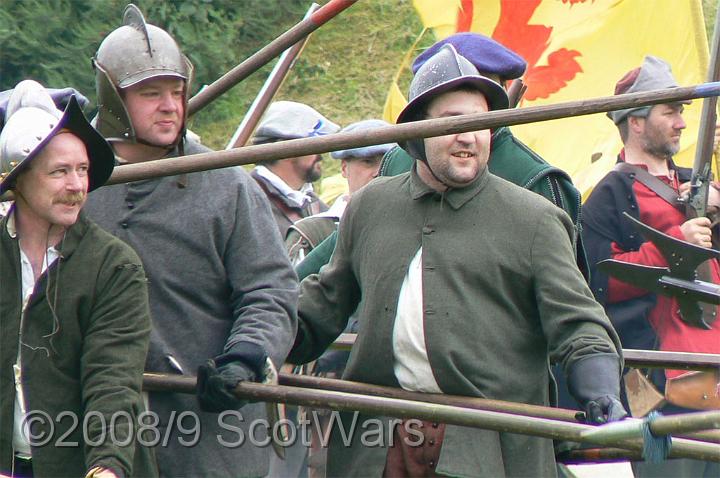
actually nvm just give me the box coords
[583,395,627,424]
[197,342,267,413]
[567,355,629,424]
[197,359,255,413]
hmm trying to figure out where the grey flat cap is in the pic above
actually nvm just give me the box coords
[608,55,690,124]
[253,100,339,144]
[331,119,397,160]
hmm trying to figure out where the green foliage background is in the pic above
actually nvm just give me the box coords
[0,0,717,180]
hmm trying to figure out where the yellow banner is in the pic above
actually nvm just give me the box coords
[387,0,711,198]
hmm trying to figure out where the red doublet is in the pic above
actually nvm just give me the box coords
[606,164,720,378]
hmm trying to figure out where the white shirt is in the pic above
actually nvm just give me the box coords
[254,165,316,208]
[8,211,60,457]
[311,194,348,220]
[392,248,442,393]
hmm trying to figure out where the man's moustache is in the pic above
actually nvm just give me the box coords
[55,192,86,205]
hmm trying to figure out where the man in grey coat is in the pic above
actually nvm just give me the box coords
[83,5,298,477]
[290,45,626,477]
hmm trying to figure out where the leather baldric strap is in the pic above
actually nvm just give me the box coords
[613,162,683,211]
[253,176,305,224]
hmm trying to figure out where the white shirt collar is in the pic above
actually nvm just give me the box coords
[6,203,18,238]
[255,165,314,209]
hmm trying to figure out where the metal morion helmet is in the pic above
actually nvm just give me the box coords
[93,3,193,145]
[0,80,114,194]
[396,44,509,162]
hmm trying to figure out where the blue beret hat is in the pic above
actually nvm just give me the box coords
[412,32,527,80]
[331,119,397,160]
[253,100,339,144]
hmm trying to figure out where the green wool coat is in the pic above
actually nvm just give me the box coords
[298,127,587,282]
[290,167,621,477]
[381,127,587,277]
[0,212,157,477]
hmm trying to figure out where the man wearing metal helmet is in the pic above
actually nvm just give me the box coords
[0,80,156,477]
[380,32,588,278]
[289,45,626,477]
[83,5,298,478]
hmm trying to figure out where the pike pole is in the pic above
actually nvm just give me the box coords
[225,3,320,149]
[332,334,720,372]
[142,373,720,462]
[187,0,357,116]
[278,373,719,445]
[107,82,720,186]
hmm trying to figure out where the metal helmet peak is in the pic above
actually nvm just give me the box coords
[396,44,508,163]
[0,80,114,194]
[93,3,193,146]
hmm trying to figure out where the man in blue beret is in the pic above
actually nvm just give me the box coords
[381,32,588,278]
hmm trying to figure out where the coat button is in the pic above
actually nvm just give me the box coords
[428,439,435,445]
[429,460,436,467]
[432,422,439,428]
[121,222,129,229]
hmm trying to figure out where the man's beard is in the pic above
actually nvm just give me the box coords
[643,139,679,159]
[642,123,680,159]
[303,161,322,183]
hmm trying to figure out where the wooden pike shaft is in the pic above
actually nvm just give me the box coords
[580,412,720,444]
[187,0,357,116]
[276,374,719,444]
[142,373,720,461]
[623,349,720,371]
[559,447,643,464]
[281,373,583,422]
[332,334,720,371]
[693,5,720,177]
[109,82,720,185]
[225,3,319,149]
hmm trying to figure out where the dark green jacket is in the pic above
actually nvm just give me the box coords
[291,167,620,477]
[380,127,588,278]
[0,212,156,477]
[298,128,588,281]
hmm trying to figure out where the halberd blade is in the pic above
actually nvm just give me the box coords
[597,259,667,293]
[622,212,720,278]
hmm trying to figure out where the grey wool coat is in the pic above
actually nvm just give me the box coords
[290,166,622,478]
[0,212,156,477]
[84,140,298,477]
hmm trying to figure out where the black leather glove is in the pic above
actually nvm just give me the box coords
[567,355,628,424]
[197,342,267,413]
